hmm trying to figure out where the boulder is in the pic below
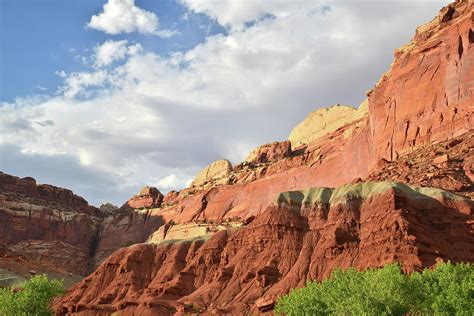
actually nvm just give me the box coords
[245,141,291,164]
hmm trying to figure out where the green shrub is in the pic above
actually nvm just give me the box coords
[0,274,64,316]
[274,262,474,316]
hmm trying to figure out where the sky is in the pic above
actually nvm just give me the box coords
[0,0,450,206]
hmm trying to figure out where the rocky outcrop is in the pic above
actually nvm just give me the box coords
[367,130,474,200]
[54,182,474,315]
[245,141,292,164]
[191,159,233,186]
[288,102,368,149]
[126,186,163,209]
[98,203,118,214]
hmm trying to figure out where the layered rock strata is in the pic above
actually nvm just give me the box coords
[54,182,474,315]
[0,172,101,276]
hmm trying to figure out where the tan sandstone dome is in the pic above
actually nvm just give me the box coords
[192,159,233,185]
[289,101,368,148]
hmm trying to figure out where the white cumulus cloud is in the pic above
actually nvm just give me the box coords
[88,0,175,36]
[58,70,108,99]
[156,174,192,191]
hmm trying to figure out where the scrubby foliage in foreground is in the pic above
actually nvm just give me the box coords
[275,262,474,316]
[0,274,64,316]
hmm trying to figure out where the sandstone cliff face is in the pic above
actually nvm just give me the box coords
[92,204,164,266]
[54,182,474,315]
[368,0,474,163]
[0,172,101,276]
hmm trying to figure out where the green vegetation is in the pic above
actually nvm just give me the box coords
[0,274,64,316]
[275,262,474,316]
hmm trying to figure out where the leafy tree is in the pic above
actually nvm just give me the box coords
[275,262,474,316]
[0,274,64,316]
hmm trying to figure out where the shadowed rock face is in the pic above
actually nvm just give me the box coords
[0,173,165,276]
[92,205,164,266]
[53,182,474,315]
[0,172,102,276]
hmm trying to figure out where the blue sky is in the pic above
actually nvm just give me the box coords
[0,0,225,102]
[0,0,449,206]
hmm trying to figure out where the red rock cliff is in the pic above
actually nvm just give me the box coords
[54,183,474,315]
[368,0,474,163]
[0,172,101,276]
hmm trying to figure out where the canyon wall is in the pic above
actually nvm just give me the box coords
[0,172,101,276]
[1,0,473,315]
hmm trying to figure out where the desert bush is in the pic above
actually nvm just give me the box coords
[274,262,473,316]
[0,274,64,316]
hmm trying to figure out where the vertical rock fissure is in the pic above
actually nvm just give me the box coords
[458,35,464,59]
[390,99,397,161]
[88,216,104,271]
